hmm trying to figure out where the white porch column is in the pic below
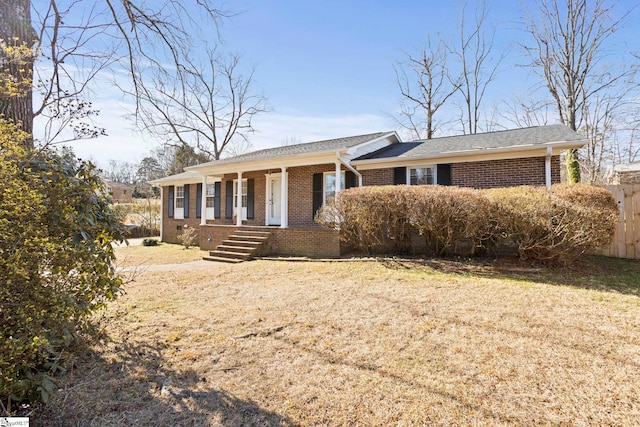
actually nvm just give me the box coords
[280,167,288,228]
[159,186,163,241]
[545,147,552,188]
[236,171,243,226]
[335,161,342,196]
[200,175,207,225]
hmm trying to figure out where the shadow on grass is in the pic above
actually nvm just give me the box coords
[379,255,640,297]
[36,338,297,427]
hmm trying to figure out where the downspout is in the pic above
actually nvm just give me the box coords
[545,146,552,188]
[336,151,363,187]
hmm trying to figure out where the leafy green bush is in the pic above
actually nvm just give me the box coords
[0,121,125,414]
[142,238,159,246]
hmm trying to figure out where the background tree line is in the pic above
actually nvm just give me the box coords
[394,0,639,184]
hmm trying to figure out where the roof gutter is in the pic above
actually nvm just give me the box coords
[337,151,362,186]
[351,139,586,167]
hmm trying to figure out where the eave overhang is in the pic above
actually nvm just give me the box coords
[352,139,586,170]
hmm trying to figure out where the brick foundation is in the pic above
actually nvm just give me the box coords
[199,225,341,258]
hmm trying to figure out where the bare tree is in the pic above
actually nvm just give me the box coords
[449,0,504,135]
[131,49,268,160]
[1,0,228,149]
[502,96,553,129]
[394,38,459,139]
[523,0,637,182]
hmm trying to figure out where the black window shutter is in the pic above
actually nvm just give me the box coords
[183,184,190,218]
[214,182,221,219]
[437,164,452,186]
[168,185,174,218]
[196,183,202,218]
[312,173,323,217]
[345,170,357,189]
[394,167,407,185]
[247,178,255,219]
[225,180,233,219]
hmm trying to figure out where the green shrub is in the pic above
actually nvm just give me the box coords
[142,238,159,246]
[0,122,125,414]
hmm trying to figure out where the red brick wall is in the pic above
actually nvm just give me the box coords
[160,185,202,244]
[450,156,560,189]
[287,164,345,227]
[199,224,236,250]
[269,227,341,257]
[199,225,341,257]
[361,168,394,186]
[358,157,560,189]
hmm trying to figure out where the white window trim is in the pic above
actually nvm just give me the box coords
[232,178,248,220]
[205,183,216,220]
[175,185,185,219]
[407,165,437,186]
[323,171,345,205]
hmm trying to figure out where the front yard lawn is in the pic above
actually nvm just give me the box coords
[38,253,640,426]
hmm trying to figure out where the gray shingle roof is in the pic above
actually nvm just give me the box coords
[148,171,202,185]
[355,125,585,161]
[191,131,390,168]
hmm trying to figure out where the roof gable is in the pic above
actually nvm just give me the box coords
[191,131,393,169]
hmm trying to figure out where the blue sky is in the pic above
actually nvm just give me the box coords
[54,0,638,167]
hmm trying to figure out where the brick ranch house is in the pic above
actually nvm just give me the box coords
[149,125,586,261]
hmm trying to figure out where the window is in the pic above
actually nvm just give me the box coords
[409,167,435,185]
[324,171,345,204]
[205,184,215,208]
[175,186,184,208]
[232,179,248,220]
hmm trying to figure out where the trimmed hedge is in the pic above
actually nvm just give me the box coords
[316,184,618,263]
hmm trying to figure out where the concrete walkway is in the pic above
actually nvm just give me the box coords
[117,259,226,273]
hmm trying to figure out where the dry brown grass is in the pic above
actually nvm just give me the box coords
[37,255,640,426]
[114,241,208,268]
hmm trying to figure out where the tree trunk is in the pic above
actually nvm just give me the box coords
[0,0,36,146]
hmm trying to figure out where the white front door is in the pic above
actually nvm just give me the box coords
[268,175,281,225]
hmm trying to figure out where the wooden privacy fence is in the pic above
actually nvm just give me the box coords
[595,185,640,259]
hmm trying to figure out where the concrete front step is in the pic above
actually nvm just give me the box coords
[208,249,251,260]
[228,234,269,242]
[202,255,244,263]
[234,229,272,236]
[216,244,254,253]
[222,239,263,248]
